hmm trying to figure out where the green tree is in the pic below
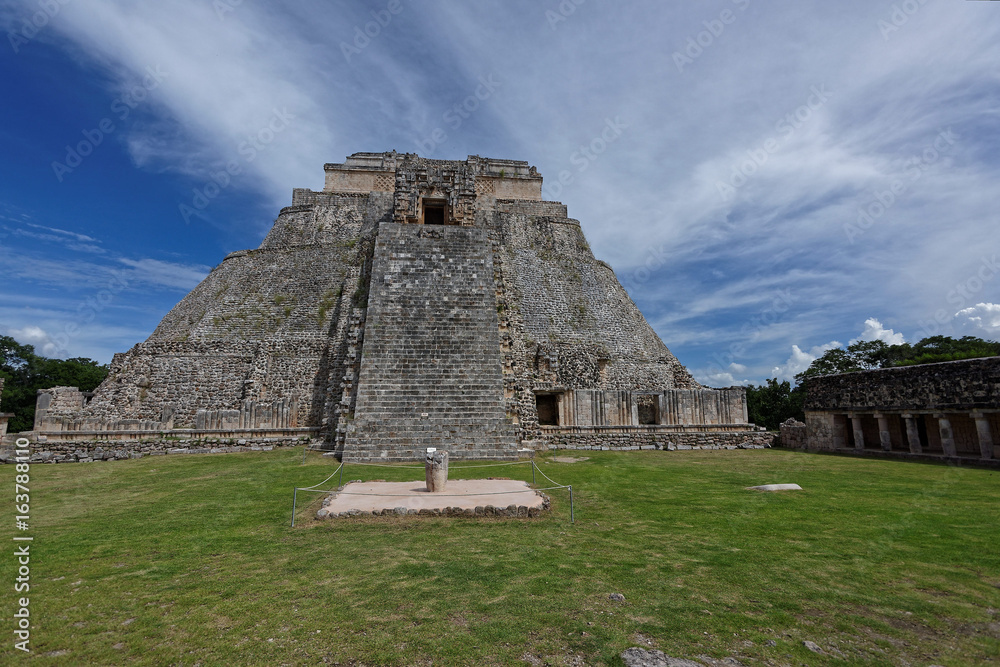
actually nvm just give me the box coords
[0,335,109,434]
[902,335,1000,365]
[794,335,999,385]
[745,378,805,430]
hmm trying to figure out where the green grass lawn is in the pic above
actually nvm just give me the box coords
[4,448,999,666]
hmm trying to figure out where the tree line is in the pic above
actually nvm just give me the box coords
[0,336,109,434]
[744,335,1000,430]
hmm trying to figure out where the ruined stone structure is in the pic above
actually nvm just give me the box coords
[803,357,999,463]
[0,378,12,438]
[32,152,759,461]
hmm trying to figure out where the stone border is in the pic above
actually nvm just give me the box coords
[316,488,551,519]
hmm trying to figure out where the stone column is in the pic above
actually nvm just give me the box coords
[903,414,922,454]
[935,415,957,457]
[850,414,865,450]
[875,414,892,451]
[832,415,847,449]
[425,449,448,492]
[973,413,995,460]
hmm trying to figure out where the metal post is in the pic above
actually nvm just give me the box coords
[569,485,574,523]
[531,461,536,485]
[301,444,308,464]
[338,463,344,487]
[291,488,298,527]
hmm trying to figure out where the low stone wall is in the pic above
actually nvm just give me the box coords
[540,430,775,451]
[0,437,306,464]
[778,419,807,448]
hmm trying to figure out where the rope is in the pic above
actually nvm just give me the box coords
[336,460,534,470]
[338,462,425,469]
[331,485,566,497]
[448,461,533,469]
[294,460,571,498]
[299,463,343,491]
[532,463,563,488]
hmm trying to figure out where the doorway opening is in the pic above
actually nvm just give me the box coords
[422,199,448,225]
[536,393,559,426]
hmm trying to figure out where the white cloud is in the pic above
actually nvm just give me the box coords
[771,342,842,383]
[24,223,98,243]
[694,363,752,388]
[694,371,751,388]
[118,258,211,291]
[4,325,63,358]
[850,317,905,345]
[956,302,1000,337]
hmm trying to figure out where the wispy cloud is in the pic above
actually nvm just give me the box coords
[1,0,997,377]
[117,258,210,290]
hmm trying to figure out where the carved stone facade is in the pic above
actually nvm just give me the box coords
[31,152,759,460]
[803,357,999,464]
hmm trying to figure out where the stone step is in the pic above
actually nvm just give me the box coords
[343,222,518,462]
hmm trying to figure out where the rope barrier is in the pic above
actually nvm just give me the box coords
[331,485,566,497]
[324,460,536,470]
[299,463,343,491]
[290,458,576,526]
[532,462,563,487]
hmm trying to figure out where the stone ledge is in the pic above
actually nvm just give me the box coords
[0,439,303,464]
[817,447,1000,470]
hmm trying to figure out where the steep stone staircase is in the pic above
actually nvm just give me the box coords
[342,222,517,461]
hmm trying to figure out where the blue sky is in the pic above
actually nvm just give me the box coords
[1,0,998,387]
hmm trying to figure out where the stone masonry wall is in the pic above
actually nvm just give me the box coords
[483,203,699,439]
[805,357,1000,412]
[2,438,300,465]
[343,222,517,461]
[0,377,10,437]
[543,430,774,451]
[38,190,393,438]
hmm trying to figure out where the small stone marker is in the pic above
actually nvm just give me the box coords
[747,483,802,492]
[802,640,824,654]
[425,448,448,492]
[620,648,705,667]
